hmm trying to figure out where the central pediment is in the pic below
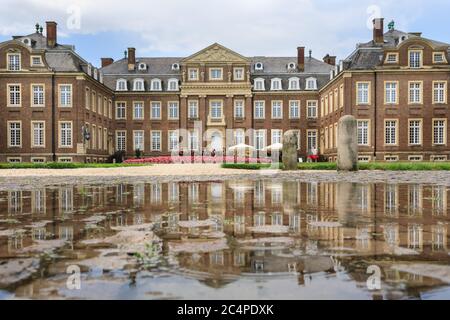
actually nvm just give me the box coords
[182,43,250,64]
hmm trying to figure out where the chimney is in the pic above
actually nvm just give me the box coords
[101,58,114,68]
[46,21,57,48]
[128,48,136,71]
[373,18,384,44]
[323,54,336,66]
[297,47,305,72]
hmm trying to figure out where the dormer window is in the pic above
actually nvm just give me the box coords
[385,53,398,64]
[7,53,21,71]
[138,63,147,71]
[172,63,180,70]
[409,50,422,68]
[87,64,92,76]
[116,79,128,91]
[151,79,162,91]
[254,78,265,91]
[168,79,179,91]
[93,68,98,80]
[287,62,296,70]
[305,77,317,90]
[433,52,446,64]
[271,78,282,91]
[288,77,300,90]
[133,79,145,91]
[31,56,43,66]
[255,62,264,71]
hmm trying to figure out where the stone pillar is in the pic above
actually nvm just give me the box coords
[337,115,358,171]
[199,95,207,151]
[225,95,234,129]
[282,131,299,170]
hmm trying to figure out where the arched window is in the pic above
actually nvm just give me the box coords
[305,77,318,90]
[288,77,300,90]
[151,79,162,91]
[254,62,264,71]
[168,78,179,91]
[254,78,265,91]
[116,79,128,91]
[133,78,145,91]
[270,78,282,91]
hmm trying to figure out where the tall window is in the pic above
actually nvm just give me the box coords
[289,78,300,90]
[133,102,144,120]
[210,101,222,119]
[168,131,179,151]
[306,78,317,90]
[8,85,21,106]
[133,131,144,151]
[59,122,72,147]
[271,78,282,91]
[8,122,21,147]
[254,101,265,119]
[32,122,45,147]
[116,79,127,91]
[271,101,282,119]
[116,131,126,151]
[409,50,422,68]
[168,102,179,119]
[385,120,397,145]
[7,53,20,71]
[433,82,446,104]
[289,101,300,119]
[151,131,161,151]
[433,120,446,145]
[357,82,369,104]
[59,85,72,107]
[357,120,369,146]
[385,82,398,104]
[116,102,126,119]
[32,85,45,106]
[168,79,179,91]
[234,68,244,81]
[271,130,282,144]
[307,101,318,118]
[234,100,244,119]
[409,120,422,145]
[409,82,422,104]
[254,130,266,150]
[189,100,198,119]
[189,130,199,151]
[151,102,161,119]
[307,130,317,151]
[133,79,144,91]
[234,129,245,145]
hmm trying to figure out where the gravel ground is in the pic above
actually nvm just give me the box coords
[0,164,450,190]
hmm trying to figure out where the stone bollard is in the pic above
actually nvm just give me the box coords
[337,115,358,171]
[282,130,299,171]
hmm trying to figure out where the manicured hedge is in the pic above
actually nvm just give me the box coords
[0,162,149,169]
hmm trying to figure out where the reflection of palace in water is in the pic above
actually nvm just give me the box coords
[0,181,449,293]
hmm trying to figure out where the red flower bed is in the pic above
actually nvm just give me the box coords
[124,156,272,164]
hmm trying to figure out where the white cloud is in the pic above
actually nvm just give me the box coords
[0,0,433,60]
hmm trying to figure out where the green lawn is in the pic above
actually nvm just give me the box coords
[222,162,450,171]
[0,162,150,169]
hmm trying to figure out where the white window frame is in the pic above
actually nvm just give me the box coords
[305,77,318,90]
[433,119,447,146]
[409,119,422,146]
[115,102,127,120]
[271,129,283,145]
[133,130,145,151]
[234,100,244,119]
[116,130,127,151]
[150,79,162,91]
[307,100,318,119]
[8,121,22,148]
[168,130,179,151]
[168,78,179,91]
[408,81,423,105]
[151,101,162,120]
[7,53,21,71]
[288,77,300,90]
[254,78,265,91]
[188,68,199,81]
[409,50,423,69]
[209,68,223,80]
[188,100,199,119]
[233,67,245,81]
[254,101,265,119]
[357,120,370,146]
[356,82,370,105]
[133,101,144,120]
[289,100,300,119]
[271,100,283,119]
[133,79,145,91]
[151,131,162,151]
[59,84,72,108]
[59,121,73,148]
[116,79,128,91]
[168,101,179,120]
[384,120,398,146]
[385,81,398,105]
[254,130,266,151]
[7,84,21,107]
[31,121,45,148]
[270,78,282,91]
[433,81,447,104]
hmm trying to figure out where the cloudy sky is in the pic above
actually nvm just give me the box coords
[1,0,449,67]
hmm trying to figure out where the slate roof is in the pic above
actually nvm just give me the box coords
[344,29,450,70]
[250,56,333,75]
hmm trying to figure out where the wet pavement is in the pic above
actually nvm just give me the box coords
[0,178,449,300]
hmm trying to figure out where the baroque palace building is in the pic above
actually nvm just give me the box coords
[0,19,449,163]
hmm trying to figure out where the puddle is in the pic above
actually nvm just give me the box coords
[0,180,449,299]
